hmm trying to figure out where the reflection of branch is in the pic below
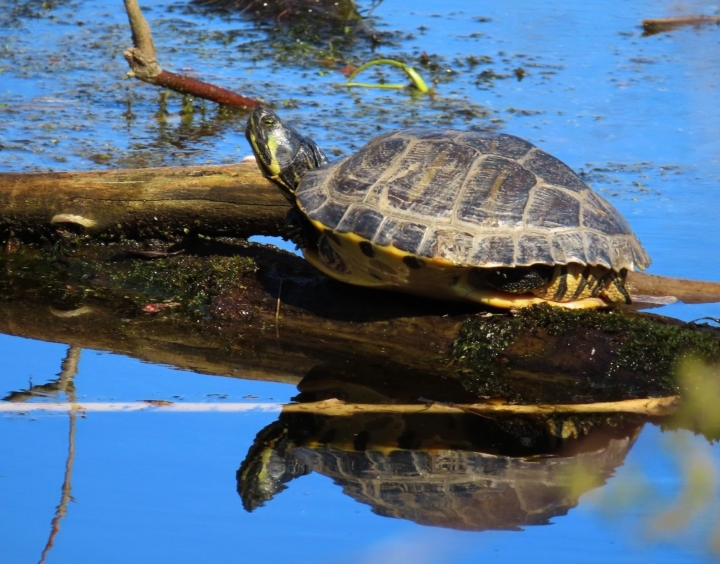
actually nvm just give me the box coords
[38,411,77,564]
[3,346,82,402]
[0,396,680,416]
[58,346,80,400]
[123,0,264,109]
[38,347,81,564]
[284,397,680,416]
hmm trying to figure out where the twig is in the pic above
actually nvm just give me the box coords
[0,396,680,416]
[122,0,265,109]
[642,15,720,36]
[38,412,77,564]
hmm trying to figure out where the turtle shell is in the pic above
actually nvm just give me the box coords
[296,130,650,271]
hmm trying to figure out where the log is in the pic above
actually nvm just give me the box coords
[626,271,720,305]
[281,397,680,417]
[0,162,287,240]
[2,164,720,305]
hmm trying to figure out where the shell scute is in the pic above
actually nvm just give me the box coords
[582,190,633,235]
[583,231,614,269]
[335,206,385,240]
[550,232,587,265]
[470,235,517,267]
[296,184,328,214]
[419,228,475,264]
[374,217,427,250]
[385,138,477,221]
[308,199,348,230]
[525,186,581,229]
[332,135,410,198]
[522,149,588,193]
[456,156,535,227]
[517,234,554,265]
[457,131,534,160]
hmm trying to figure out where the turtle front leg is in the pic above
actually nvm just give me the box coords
[286,209,352,278]
[285,207,319,251]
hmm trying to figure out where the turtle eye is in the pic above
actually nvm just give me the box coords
[262,116,276,129]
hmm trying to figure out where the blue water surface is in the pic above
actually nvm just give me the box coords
[2,0,720,561]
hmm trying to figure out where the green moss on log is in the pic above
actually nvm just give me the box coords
[452,304,720,403]
[0,241,258,317]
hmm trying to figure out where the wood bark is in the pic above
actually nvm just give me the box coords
[0,163,287,240]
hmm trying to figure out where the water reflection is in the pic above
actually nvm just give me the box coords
[238,370,644,531]
[4,345,83,564]
[3,338,720,560]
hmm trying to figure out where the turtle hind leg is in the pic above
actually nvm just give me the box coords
[598,268,632,304]
[536,264,632,304]
[469,265,554,294]
[461,265,610,309]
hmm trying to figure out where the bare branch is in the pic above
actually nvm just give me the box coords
[122,0,265,108]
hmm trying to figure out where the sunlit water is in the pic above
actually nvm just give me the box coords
[2,0,720,562]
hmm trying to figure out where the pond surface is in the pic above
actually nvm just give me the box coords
[2,0,720,562]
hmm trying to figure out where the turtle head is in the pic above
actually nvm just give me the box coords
[246,108,328,202]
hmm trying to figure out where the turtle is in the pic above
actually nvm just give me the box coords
[246,108,651,309]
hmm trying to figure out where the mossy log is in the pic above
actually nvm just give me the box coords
[1,238,719,406]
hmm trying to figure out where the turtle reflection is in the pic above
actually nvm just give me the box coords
[237,370,643,531]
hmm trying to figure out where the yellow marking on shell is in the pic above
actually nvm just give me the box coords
[303,218,612,310]
[487,168,509,203]
[403,151,447,204]
[368,259,398,275]
[301,437,462,456]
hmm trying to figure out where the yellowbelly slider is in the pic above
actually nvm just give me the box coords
[246,108,650,309]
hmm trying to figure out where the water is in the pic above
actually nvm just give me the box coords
[2,0,720,562]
